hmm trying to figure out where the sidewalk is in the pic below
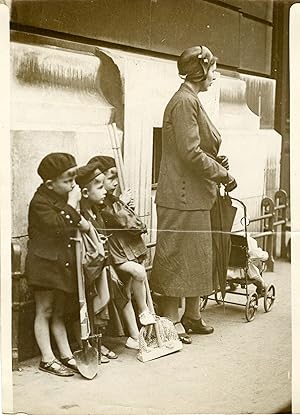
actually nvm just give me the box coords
[12,260,291,415]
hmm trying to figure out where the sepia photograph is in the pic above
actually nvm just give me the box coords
[0,0,298,414]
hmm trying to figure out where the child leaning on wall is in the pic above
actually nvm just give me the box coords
[87,155,155,350]
[75,162,119,362]
[25,152,90,377]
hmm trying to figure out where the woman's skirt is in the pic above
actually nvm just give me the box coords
[150,206,214,297]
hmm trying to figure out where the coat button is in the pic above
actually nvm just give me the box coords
[67,244,71,248]
[65,262,70,267]
[60,210,65,215]
[70,220,73,224]
[66,214,70,219]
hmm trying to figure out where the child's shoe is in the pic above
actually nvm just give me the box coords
[139,310,156,326]
[39,358,74,377]
[256,284,267,298]
[99,355,110,364]
[125,337,139,350]
[60,356,79,373]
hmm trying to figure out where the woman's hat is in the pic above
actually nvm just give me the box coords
[76,163,103,188]
[38,152,77,181]
[87,155,116,173]
[177,45,216,82]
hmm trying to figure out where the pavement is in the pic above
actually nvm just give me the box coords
[12,260,292,415]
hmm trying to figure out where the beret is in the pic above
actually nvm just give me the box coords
[76,163,103,188]
[38,152,77,181]
[87,155,116,173]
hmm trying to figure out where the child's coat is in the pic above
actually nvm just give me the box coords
[25,184,81,293]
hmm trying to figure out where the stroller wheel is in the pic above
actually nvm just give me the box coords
[264,284,276,312]
[245,292,258,322]
[200,296,208,311]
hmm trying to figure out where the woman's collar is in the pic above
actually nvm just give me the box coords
[180,82,200,98]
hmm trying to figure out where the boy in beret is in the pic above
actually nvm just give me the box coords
[87,155,155,350]
[88,155,135,209]
[76,162,121,361]
[25,152,90,376]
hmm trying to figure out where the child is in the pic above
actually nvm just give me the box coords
[75,162,119,362]
[87,155,155,350]
[227,235,268,295]
[25,152,90,376]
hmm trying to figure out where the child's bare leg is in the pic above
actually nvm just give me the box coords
[121,279,139,339]
[34,290,56,362]
[252,275,267,294]
[51,291,74,362]
[115,262,148,315]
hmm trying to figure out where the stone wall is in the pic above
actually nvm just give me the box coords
[11,41,281,267]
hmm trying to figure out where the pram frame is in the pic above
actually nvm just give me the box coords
[200,196,276,322]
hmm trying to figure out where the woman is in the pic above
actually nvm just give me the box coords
[150,45,237,344]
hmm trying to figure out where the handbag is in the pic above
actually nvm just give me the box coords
[101,200,147,236]
[81,225,107,295]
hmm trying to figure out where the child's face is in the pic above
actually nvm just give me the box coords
[104,167,119,194]
[85,173,107,204]
[47,167,77,196]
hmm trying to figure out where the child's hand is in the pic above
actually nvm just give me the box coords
[68,184,82,208]
[119,188,135,209]
[78,216,90,232]
[109,266,124,286]
[127,199,135,209]
[98,233,109,244]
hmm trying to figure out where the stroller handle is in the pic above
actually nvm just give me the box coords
[225,193,249,237]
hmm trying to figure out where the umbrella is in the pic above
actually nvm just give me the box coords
[211,191,237,299]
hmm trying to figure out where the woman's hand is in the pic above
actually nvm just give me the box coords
[119,188,135,209]
[224,174,237,193]
[217,155,229,170]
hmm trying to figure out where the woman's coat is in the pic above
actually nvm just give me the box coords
[151,83,229,297]
[155,83,228,211]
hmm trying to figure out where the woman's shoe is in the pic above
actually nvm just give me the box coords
[174,322,192,344]
[181,316,214,335]
[39,359,74,377]
[60,356,79,373]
